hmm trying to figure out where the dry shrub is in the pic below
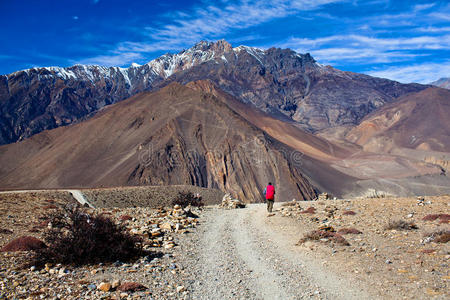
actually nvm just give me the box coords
[386,220,418,230]
[420,249,436,254]
[120,215,132,221]
[172,191,204,208]
[1,236,46,252]
[300,207,316,214]
[0,228,13,234]
[422,214,450,222]
[32,207,143,266]
[299,230,350,246]
[343,210,356,216]
[43,204,57,210]
[424,230,450,243]
[338,228,362,235]
[28,227,40,233]
[118,282,147,292]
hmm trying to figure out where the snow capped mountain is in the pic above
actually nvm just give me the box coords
[0,40,425,145]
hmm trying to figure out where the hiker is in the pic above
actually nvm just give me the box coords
[264,182,275,213]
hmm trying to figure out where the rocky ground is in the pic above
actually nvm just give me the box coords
[277,195,450,299]
[0,191,449,299]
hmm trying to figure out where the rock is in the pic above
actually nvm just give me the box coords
[176,285,186,293]
[112,280,121,289]
[98,282,111,292]
[118,282,147,292]
[220,193,246,209]
[160,223,172,230]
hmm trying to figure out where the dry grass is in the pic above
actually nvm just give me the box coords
[424,230,450,243]
[337,228,362,235]
[342,210,356,215]
[1,236,46,252]
[299,230,350,246]
[385,220,418,231]
[422,214,450,222]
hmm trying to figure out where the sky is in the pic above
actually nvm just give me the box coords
[0,0,449,83]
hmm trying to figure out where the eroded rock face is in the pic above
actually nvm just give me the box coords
[0,83,317,202]
[0,40,426,145]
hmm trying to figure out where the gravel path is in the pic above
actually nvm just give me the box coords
[178,204,375,300]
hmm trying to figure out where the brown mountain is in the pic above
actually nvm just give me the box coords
[430,77,450,89]
[345,87,450,153]
[0,40,426,145]
[0,82,323,202]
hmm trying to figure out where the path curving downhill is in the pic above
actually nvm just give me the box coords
[179,204,375,299]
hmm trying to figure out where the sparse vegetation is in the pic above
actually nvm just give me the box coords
[299,230,350,246]
[32,207,143,266]
[342,210,356,215]
[424,230,450,243]
[171,191,204,208]
[337,228,362,235]
[422,214,450,222]
[385,220,418,231]
[1,236,46,252]
[0,228,13,234]
[119,215,133,221]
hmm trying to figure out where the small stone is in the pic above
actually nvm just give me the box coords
[30,266,36,272]
[88,284,97,290]
[13,281,20,287]
[177,285,186,293]
[112,280,121,289]
[385,259,392,264]
[120,292,128,299]
[98,282,111,292]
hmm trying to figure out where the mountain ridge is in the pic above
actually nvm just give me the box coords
[0,40,426,145]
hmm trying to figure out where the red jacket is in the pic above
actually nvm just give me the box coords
[265,185,275,200]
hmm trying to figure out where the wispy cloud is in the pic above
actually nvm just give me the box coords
[77,52,143,67]
[81,0,343,66]
[282,34,450,65]
[366,61,450,84]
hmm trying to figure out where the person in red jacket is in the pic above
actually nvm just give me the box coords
[264,182,275,213]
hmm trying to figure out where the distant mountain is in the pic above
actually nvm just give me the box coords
[345,87,450,153]
[0,82,322,201]
[0,40,426,145]
[430,77,450,89]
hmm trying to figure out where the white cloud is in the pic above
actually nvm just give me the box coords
[414,3,436,12]
[86,0,344,63]
[282,34,449,65]
[366,61,450,84]
[77,52,143,66]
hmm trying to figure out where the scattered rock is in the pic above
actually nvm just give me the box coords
[98,282,111,292]
[118,282,147,292]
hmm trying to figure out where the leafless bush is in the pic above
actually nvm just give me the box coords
[172,191,204,208]
[299,230,350,246]
[32,207,143,266]
[337,228,362,235]
[386,220,418,231]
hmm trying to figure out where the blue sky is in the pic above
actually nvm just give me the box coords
[0,0,449,83]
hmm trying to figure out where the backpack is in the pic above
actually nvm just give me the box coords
[265,185,275,200]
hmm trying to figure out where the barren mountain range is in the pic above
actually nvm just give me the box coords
[0,40,449,200]
[430,77,450,89]
[0,40,425,145]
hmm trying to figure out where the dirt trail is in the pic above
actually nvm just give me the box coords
[181,204,375,299]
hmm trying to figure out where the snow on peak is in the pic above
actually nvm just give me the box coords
[130,62,141,68]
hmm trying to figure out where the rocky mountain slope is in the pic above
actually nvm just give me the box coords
[0,40,426,145]
[345,87,450,153]
[0,82,321,202]
[430,77,450,89]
